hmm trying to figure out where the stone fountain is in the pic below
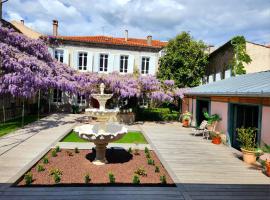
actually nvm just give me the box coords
[85,83,119,122]
[74,83,128,165]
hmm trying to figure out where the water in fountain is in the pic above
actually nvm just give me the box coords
[74,83,128,165]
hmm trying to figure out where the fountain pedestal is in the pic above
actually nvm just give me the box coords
[93,143,108,165]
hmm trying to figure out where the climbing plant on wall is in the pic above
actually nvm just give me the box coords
[230,36,252,75]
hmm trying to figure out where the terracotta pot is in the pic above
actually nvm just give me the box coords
[212,137,221,145]
[182,119,189,127]
[265,161,270,177]
[241,148,257,164]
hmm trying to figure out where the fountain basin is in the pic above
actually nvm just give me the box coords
[74,123,128,165]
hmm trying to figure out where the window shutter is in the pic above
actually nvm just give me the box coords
[225,69,231,79]
[63,49,69,65]
[108,54,114,73]
[73,51,78,70]
[94,53,100,72]
[149,56,156,75]
[48,47,54,58]
[114,54,120,72]
[86,52,93,72]
[128,55,134,74]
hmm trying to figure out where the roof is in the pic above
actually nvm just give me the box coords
[55,35,167,49]
[10,21,42,39]
[0,19,21,32]
[186,71,270,97]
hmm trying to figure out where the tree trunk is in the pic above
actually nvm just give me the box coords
[38,90,40,120]
[22,99,25,127]
[2,105,5,123]
[48,89,51,113]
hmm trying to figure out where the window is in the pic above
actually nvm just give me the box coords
[55,49,64,63]
[120,55,128,73]
[78,52,88,71]
[99,54,108,72]
[141,57,150,74]
[53,89,62,103]
[77,94,86,104]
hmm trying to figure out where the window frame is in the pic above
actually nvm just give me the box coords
[78,52,88,71]
[99,53,109,72]
[54,49,64,63]
[141,57,150,74]
[120,55,129,73]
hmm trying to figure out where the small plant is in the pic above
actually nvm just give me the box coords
[145,152,151,159]
[134,167,147,176]
[74,147,79,153]
[144,147,149,154]
[66,151,73,156]
[43,157,49,164]
[55,146,61,153]
[128,147,133,154]
[134,148,140,155]
[160,175,167,184]
[51,149,57,157]
[155,166,160,173]
[203,112,221,125]
[36,164,45,172]
[132,175,140,184]
[237,127,257,151]
[24,172,33,185]
[147,158,155,165]
[84,173,91,183]
[50,168,62,184]
[108,172,115,184]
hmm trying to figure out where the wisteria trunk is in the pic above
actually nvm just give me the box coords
[2,105,5,124]
[22,99,25,127]
[48,89,51,113]
[38,90,40,120]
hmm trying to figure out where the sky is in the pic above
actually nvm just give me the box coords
[3,0,270,47]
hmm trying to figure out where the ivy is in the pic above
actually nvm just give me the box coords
[230,36,252,75]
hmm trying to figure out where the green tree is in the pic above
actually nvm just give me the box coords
[157,32,208,88]
[230,36,252,75]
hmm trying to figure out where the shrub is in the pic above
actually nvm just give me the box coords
[50,168,62,184]
[24,172,33,185]
[135,108,179,121]
[55,146,61,153]
[51,149,57,157]
[43,157,49,164]
[203,112,221,125]
[128,147,133,154]
[145,152,151,159]
[134,148,140,155]
[237,127,257,151]
[144,147,149,154]
[160,175,167,184]
[132,175,140,184]
[147,159,155,165]
[74,147,79,153]
[84,173,91,183]
[37,164,45,172]
[108,172,115,184]
[134,167,147,176]
[155,166,160,173]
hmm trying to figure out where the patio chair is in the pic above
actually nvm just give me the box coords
[192,120,208,137]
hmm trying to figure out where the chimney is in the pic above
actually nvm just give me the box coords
[147,35,152,46]
[125,30,128,42]
[52,20,58,36]
[20,19,24,24]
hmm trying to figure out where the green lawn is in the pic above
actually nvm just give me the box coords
[0,115,40,137]
[61,131,148,144]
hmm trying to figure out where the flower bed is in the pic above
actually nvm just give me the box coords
[15,148,174,186]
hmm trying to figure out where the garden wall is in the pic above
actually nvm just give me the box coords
[210,101,228,133]
[261,106,270,145]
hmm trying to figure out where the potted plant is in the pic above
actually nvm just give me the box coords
[203,112,221,131]
[182,111,192,127]
[210,131,221,145]
[265,159,270,177]
[237,127,259,164]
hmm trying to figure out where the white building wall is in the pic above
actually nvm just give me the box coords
[52,45,160,76]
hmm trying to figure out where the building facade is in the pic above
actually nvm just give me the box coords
[183,71,270,148]
[204,40,270,84]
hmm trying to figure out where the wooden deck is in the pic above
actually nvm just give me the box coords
[141,122,270,200]
[0,121,269,199]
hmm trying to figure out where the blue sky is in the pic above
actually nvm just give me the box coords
[3,0,270,47]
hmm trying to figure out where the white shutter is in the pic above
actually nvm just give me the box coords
[114,54,120,72]
[73,51,78,70]
[149,56,156,75]
[86,52,93,72]
[48,47,54,58]
[108,54,114,73]
[63,49,69,65]
[94,53,100,72]
[225,69,231,79]
[128,55,134,74]
[209,75,214,83]
[215,72,221,81]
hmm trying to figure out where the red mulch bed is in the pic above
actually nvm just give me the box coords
[16,148,175,187]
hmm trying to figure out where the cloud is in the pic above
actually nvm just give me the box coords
[3,0,270,46]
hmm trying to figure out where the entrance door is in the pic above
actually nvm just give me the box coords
[231,104,259,149]
[196,100,210,126]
